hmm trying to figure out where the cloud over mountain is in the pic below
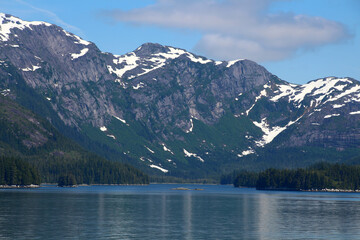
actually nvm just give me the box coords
[103,0,350,62]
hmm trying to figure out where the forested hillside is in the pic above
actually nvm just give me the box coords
[0,95,149,185]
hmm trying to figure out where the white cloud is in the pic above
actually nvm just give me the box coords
[104,0,350,62]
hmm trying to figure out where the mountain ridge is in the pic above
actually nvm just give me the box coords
[1,13,359,178]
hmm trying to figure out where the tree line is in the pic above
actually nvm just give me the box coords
[0,156,40,186]
[33,154,149,185]
[231,162,360,191]
[0,154,149,187]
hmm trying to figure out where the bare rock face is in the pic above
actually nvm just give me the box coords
[1,13,360,176]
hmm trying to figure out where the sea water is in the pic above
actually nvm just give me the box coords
[1,184,360,239]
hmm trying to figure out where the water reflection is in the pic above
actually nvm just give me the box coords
[184,192,192,240]
[1,186,360,239]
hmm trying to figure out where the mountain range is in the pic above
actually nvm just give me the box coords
[1,13,359,179]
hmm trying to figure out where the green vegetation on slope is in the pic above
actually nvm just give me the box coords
[0,95,149,185]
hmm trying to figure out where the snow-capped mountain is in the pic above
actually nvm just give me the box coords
[1,13,359,177]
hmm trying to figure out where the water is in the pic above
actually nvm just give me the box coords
[1,184,360,239]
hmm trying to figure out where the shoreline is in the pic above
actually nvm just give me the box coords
[0,184,40,189]
[302,188,360,193]
[1,183,150,189]
[256,187,360,193]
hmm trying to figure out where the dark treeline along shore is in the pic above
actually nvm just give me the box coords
[0,156,40,186]
[0,155,149,187]
[222,162,360,191]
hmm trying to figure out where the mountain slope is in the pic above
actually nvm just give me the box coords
[1,13,359,178]
[0,94,149,184]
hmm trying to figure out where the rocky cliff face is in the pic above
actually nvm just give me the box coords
[1,13,359,177]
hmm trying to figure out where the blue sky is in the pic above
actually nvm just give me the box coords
[0,0,359,84]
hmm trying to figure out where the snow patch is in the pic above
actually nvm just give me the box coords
[113,116,126,124]
[271,84,296,102]
[324,85,360,104]
[183,149,204,162]
[100,126,107,132]
[162,144,174,155]
[271,78,357,109]
[63,30,91,45]
[350,111,360,115]
[107,134,116,139]
[22,65,41,71]
[246,87,268,115]
[186,53,212,64]
[132,82,145,90]
[110,52,140,79]
[71,48,88,60]
[237,149,255,158]
[0,89,10,96]
[149,164,168,173]
[324,114,340,119]
[0,13,51,42]
[145,146,155,154]
[226,59,244,67]
[107,46,217,80]
[186,119,194,133]
[333,104,345,109]
[253,116,302,147]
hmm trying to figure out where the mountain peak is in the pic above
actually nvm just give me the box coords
[134,42,169,56]
[0,13,51,42]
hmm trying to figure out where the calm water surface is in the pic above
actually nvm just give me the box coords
[1,184,360,239]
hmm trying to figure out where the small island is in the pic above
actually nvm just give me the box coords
[172,187,204,191]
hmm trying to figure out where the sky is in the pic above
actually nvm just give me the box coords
[0,0,359,84]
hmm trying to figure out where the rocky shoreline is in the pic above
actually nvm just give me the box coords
[302,188,360,193]
[0,184,40,189]
[258,187,360,193]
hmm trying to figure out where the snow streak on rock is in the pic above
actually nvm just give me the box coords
[246,84,270,115]
[324,114,340,119]
[145,146,155,154]
[162,144,174,155]
[183,149,204,162]
[149,164,168,173]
